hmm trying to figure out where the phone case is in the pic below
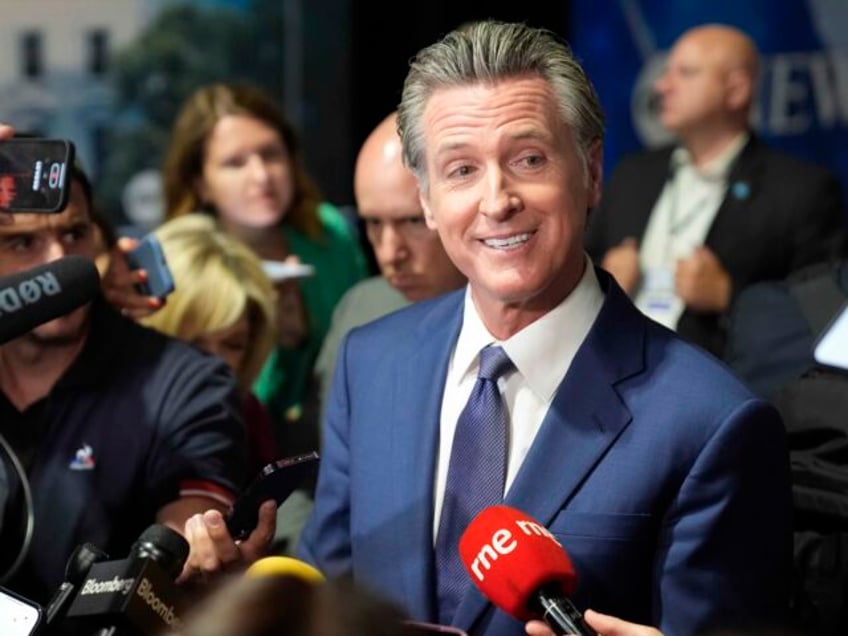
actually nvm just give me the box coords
[0,138,74,214]
[226,452,320,540]
[125,234,175,299]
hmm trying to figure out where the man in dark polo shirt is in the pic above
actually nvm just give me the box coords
[0,165,248,604]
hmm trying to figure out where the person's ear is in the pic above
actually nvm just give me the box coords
[725,68,753,111]
[419,188,438,230]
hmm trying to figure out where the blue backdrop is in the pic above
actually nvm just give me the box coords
[571,0,848,212]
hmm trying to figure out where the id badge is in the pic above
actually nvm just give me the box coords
[641,267,675,312]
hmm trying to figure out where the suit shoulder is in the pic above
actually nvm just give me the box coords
[755,145,839,185]
[642,317,760,402]
[344,289,463,345]
[336,276,408,314]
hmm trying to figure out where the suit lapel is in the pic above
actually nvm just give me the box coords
[631,149,674,242]
[390,291,465,621]
[705,134,763,257]
[452,273,646,631]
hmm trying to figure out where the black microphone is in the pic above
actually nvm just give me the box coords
[0,255,100,344]
[44,542,110,629]
[64,524,189,636]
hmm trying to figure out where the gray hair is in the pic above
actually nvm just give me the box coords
[397,20,605,188]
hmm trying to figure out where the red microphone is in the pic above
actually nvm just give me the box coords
[458,505,596,635]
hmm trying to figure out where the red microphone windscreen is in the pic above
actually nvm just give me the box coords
[458,505,576,620]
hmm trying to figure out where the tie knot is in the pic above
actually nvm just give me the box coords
[477,345,514,381]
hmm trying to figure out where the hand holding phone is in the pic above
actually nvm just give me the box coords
[0,138,74,213]
[226,452,319,541]
[124,234,175,300]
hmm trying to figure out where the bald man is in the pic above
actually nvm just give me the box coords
[586,24,845,358]
[315,113,466,411]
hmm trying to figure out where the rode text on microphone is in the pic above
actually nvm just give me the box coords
[0,255,100,344]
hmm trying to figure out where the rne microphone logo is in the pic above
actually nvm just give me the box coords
[0,272,61,316]
[469,518,562,582]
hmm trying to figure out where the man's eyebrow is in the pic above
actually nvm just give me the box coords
[433,140,470,157]
[508,127,552,142]
[64,220,91,231]
[0,217,89,237]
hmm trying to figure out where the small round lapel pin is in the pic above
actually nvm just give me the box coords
[730,180,751,201]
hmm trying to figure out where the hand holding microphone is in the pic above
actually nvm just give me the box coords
[179,499,277,583]
[459,505,595,636]
[527,611,663,636]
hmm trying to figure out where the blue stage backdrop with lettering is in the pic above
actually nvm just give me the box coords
[571,0,848,213]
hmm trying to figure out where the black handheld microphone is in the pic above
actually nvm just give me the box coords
[44,542,110,629]
[64,524,189,636]
[0,255,100,345]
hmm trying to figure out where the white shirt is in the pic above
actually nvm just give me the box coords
[432,257,605,539]
[635,133,748,329]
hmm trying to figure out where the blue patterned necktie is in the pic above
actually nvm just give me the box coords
[435,344,515,625]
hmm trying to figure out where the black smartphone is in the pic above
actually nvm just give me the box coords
[125,233,175,299]
[0,138,75,213]
[0,586,43,636]
[226,452,320,540]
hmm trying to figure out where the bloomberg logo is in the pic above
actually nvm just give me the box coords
[80,576,134,596]
[136,577,182,629]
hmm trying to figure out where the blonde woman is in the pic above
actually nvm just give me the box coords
[141,213,278,473]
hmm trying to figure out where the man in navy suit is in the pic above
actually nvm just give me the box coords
[586,25,844,358]
[295,20,790,636]
[182,20,791,636]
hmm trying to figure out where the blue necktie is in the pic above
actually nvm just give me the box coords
[435,344,515,624]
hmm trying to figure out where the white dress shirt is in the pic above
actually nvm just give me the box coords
[432,257,604,539]
[635,133,748,329]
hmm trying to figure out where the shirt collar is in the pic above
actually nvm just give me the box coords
[671,132,749,181]
[454,255,605,401]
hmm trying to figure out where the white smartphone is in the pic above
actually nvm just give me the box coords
[813,302,848,372]
[0,586,43,636]
[261,260,315,283]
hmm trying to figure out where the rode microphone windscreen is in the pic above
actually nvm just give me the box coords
[0,255,100,344]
